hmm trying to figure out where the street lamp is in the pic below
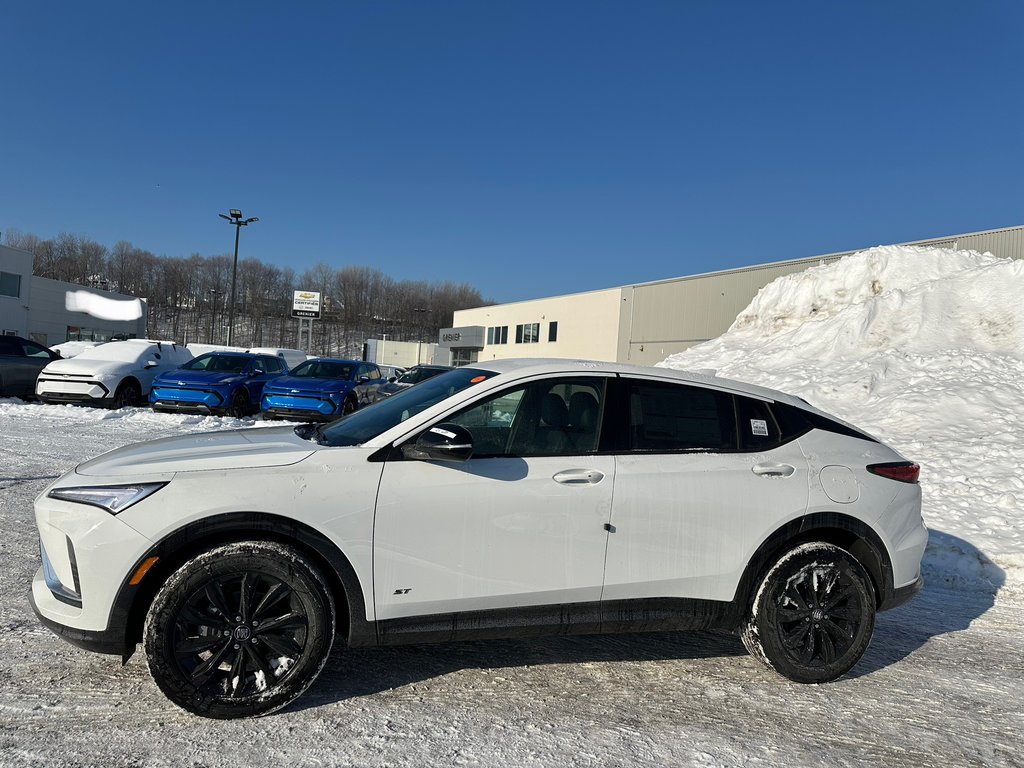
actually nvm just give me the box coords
[218,208,259,346]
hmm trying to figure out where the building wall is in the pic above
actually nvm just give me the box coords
[365,338,448,368]
[453,287,624,363]
[453,224,1024,366]
[0,244,148,346]
[0,246,31,337]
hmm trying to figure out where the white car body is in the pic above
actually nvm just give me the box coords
[36,340,193,407]
[31,358,926,715]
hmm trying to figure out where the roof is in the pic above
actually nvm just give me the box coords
[466,357,807,407]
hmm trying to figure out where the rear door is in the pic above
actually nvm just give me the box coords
[602,377,809,604]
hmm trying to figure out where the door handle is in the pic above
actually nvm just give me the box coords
[752,463,796,478]
[553,469,605,485]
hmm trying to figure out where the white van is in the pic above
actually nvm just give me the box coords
[36,340,194,408]
[245,347,309,371]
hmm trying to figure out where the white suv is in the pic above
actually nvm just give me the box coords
[30,359,926,718]
[36,340,193,408]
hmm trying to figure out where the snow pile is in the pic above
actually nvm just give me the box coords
[661,245,1024,576]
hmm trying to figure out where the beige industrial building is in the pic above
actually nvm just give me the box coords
[439,224,1024,366]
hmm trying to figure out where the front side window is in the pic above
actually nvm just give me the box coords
[737,396,782,451]
[445,377,605,457]
[626,379,736,452]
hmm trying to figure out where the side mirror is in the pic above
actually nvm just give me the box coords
[388,376,397,383]
[358,375,370,383]
[250,367,265,377]
[402,423,473,462]
[144,360,159,369]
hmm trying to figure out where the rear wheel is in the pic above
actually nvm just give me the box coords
[112,380,141,409]
[741,542,876,683]
[143,541,335,719]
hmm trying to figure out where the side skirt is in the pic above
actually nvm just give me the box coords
[373,598,743,647]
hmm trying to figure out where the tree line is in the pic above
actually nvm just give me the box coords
[3,229,490,356]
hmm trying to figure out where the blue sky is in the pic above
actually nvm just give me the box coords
[2,1,1022,303]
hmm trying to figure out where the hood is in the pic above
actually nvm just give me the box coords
[42,357,135,377]
[154,368,247,387]
[76,426,317,477]
[264,375,354,395]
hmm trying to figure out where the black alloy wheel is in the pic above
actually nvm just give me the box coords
[144,541,335,718]
[341,398,357,415]
[112,380,141,409]
[741,541,876,683]
[227,389,250,418]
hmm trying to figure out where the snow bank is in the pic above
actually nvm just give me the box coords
[660,245,1024,577]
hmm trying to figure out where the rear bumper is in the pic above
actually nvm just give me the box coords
[879,574,923,612]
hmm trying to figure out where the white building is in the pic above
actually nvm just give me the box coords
[0,244,148,346]
[439,224,1024,366]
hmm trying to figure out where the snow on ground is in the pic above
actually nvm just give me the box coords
[1,245,1022,766]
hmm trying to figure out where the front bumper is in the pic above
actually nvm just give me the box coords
[150,384,227,413]
[262,391,340,421]
[32,490,156,654]
[36,376,113,404]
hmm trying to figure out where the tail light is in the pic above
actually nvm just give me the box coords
[867,462,920,484]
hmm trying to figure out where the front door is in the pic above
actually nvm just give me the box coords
[373,375,614,620]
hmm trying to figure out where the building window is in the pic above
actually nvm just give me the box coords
[487,325,508,345]
[0,271,21,298]
[515,323,539,344]
[548,321,558,342]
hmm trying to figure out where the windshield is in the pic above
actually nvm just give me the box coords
[290,360,356,380]
[315,367,495,446]
[181,353,250,374]
[398,366,447,385]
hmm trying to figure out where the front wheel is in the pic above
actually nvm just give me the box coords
[112,380,141,409]
[341,397,357,416]
[143,541,335,718]
[227,389,250,418]
[741,542,876,684]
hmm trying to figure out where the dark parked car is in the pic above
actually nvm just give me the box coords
[261,359,385,421]
[375,364,454,398]
[0,336,60,399]
[149,352,289,417]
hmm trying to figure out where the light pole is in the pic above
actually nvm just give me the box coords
[218,209,258,346]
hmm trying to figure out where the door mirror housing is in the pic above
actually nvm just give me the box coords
[403,422,474,462]
[144,360,159,369]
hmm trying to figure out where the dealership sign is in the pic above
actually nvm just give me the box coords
[291,290,322,319]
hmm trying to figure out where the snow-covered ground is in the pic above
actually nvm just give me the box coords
[1,245,1022,766]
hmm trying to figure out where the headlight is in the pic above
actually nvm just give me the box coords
[48,483,167,514]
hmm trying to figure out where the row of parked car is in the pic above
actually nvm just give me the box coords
[0,335,453,421]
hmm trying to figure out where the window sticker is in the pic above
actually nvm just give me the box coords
[430,427,458,439]
[750,419,769,437]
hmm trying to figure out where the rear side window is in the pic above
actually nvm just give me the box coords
[736,396,782,451]
[626,380,736,451]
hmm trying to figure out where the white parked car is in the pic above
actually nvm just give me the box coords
[36,339,193,408]
[31,359,926,718]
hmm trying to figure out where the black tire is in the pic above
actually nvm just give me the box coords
[741,542,876,684]
[112,379,141,409]
[341,397,357,416]
[227,389,250,418]
[143,541,335,719]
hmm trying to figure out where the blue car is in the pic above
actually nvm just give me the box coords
[261,358,385,421]
[150,351,290,417]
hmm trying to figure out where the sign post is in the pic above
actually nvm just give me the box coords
[291,291,322,353]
